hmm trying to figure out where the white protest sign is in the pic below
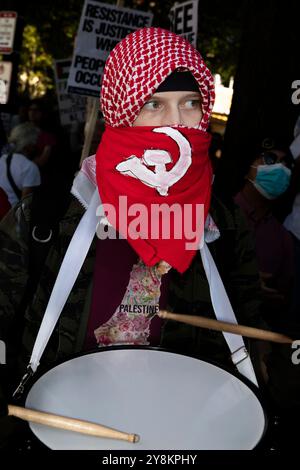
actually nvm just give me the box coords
[54,59,87,126]
[0,11,17,54]
[0,61,12,104]
[169,0,198,46]
[213,75,233,116]
[67,1,153,97]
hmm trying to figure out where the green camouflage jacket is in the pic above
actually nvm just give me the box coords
[0,192,263,378]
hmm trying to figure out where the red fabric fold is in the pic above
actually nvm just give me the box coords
[96,125,212,273]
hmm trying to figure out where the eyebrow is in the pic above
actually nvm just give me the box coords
[148,92,202,101]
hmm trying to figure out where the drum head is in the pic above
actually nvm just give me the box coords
[25,348,266,449]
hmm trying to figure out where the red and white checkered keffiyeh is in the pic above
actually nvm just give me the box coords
[100,27,215,130]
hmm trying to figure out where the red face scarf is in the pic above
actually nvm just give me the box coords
[96,125,212,273]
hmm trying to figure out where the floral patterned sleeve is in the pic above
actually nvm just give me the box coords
[94,259,171,346]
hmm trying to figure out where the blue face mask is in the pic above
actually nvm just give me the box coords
[251,163,291,199]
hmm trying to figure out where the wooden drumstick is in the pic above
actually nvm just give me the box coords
[158,310,293,344]
[8,405,140,443]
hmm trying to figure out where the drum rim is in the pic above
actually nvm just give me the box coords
[23,345,269,449]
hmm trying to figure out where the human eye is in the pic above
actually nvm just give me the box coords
[183,99,201,110]
[143,100,162,111]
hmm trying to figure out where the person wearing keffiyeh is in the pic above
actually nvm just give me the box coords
[80,28,262,355]
[1,27,265,398]
[90,27,215,346]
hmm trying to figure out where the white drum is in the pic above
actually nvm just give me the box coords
[25,347,266,450]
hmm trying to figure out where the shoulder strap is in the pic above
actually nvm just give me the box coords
[6,152,22,200]
[28,189,101,372]
[199,240,258,386]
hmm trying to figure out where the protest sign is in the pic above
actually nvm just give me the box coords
[169,0,198,46]
[54,59,86,126]
[0,61,12,104]
[0,11,17,54]
[67,1,153,97]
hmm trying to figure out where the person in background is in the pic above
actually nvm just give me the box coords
[267,151,300,448]
[0,123,41,207]
[235,141,294,330]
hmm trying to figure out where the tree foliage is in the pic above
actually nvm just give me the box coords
[18,0,83,98]
[19,25,53,97]
[197,2,245,86]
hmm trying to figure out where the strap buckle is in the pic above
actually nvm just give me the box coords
[231,346,249,366]
[12,365,34,400]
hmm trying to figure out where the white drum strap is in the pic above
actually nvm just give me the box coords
[199,242,258,386]
[29,189,101,372]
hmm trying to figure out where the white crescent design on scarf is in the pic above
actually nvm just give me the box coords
[115,127,192,196]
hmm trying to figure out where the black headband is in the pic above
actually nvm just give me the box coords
[155,70,199,93]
